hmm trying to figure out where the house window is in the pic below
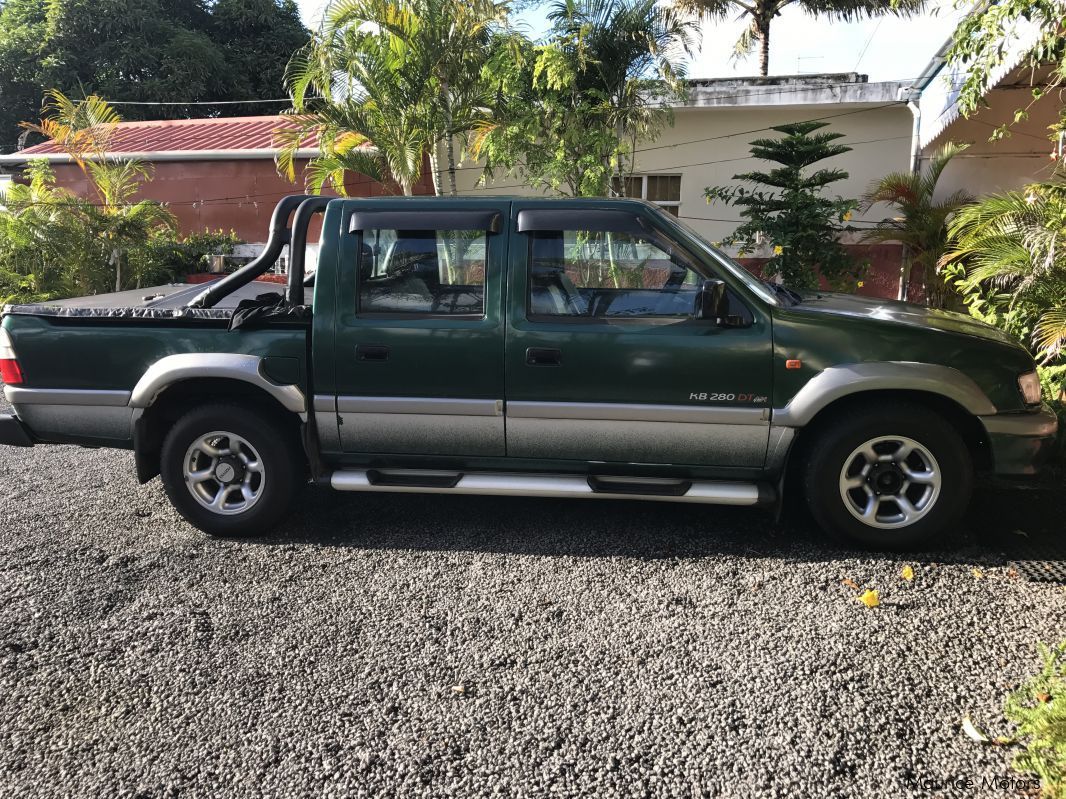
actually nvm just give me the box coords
[610,174,681,216]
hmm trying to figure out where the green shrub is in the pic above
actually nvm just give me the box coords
[942,180,1066,362]
[128,229,243,287]
[1038,363,1066,465]
[1004,642,1066,798]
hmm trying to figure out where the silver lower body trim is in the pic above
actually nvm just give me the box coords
[338,412,505,456]
[13,403,134,442]
[4,386,131,406]
[334,395,505,456]
[506,417,768,466]
[330,469,764,506]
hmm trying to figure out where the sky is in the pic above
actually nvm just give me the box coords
[294,0,968,84]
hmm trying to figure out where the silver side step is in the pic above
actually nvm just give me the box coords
[329,469,770,506]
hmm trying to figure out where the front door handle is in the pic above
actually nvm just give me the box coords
[526,347,562,366]
[356,344,391,362]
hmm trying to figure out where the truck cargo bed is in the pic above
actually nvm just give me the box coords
[2,280,312,322]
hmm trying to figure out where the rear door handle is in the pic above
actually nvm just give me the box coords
[526,347,562,366]
[356,344,391,362]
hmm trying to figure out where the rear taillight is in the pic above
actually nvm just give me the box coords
[0,359,22,385]
[0,328,23,385]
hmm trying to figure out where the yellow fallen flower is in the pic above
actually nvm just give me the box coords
[901,565,914,582]
[858,589,880,608]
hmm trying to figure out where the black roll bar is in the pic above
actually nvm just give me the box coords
[287,196,332,305]
[187,194,317,309]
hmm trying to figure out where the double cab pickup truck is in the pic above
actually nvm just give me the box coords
[0,195,1058,548]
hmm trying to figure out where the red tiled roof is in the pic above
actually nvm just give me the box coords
[18,115,319,156]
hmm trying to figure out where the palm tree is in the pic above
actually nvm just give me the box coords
[672,0,925,77]
[20,91,177,291]
[329,0,508,195]
[280,39,430,196]
[0,161,95,301]
[84,159,178,290]
[942,180,1066,361]
[547,0,695,180]
[279,0,507,197]
[472,0,694,196]
[861,141,970,308]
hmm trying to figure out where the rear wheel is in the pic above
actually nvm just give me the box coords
[802,402,973,550]
[160,403,300,537]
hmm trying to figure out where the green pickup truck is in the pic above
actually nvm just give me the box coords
[0,195,1058,548]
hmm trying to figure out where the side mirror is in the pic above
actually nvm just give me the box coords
[695,278,730,324]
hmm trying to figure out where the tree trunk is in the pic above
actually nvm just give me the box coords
[112,247,122,293]
[759,22,771,77]
[446,135,458,197]
[443,88,458,196]
[428,147,443,197]
[896,246,912,302]
[613,119,627,192]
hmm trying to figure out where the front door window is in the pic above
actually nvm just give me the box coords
[528,229,702,320]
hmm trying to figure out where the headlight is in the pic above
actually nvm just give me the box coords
[1017,371,1042,405]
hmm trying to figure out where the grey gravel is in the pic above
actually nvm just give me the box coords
[0,393,1064,798]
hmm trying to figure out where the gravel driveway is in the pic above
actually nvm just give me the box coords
[0,394,1063,798]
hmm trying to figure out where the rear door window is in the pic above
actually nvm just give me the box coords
[358,229,487,317]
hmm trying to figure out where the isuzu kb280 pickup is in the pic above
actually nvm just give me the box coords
[0,196,1057,548]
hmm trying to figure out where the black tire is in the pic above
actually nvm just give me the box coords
[802,401,973,550]
[160,403,301,537]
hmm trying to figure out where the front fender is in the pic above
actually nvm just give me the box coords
[772,362,997,427]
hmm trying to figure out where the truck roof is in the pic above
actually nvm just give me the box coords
[332,195,662,209]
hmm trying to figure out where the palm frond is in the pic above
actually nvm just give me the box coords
[799,0,927,23]
[1034,307,1066,359]
[921,141,969,196]
[861,171,920,210]
[943,179,1066,343]
[731,21,758,59]
[21,90,122,168]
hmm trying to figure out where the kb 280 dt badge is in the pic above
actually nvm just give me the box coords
[687,392,768,404]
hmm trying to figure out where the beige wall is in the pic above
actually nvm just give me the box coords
[451,103,914,251]
[922,84,1061,202]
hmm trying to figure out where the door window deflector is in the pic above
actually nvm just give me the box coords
[516,208,646,234]
[349,210,501,233]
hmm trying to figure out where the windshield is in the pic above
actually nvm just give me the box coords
[655,210,781,306]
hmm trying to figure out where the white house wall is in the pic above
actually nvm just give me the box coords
[922,77,1061,202]
[450,103,913,249]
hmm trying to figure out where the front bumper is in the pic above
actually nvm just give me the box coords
[0,413,34,447]
[979,403,1059,475]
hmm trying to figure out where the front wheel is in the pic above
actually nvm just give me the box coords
[802,402,973,550]
[160,403,300,537]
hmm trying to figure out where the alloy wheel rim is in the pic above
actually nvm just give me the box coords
[183,431,265,515]
[838,435,941,529]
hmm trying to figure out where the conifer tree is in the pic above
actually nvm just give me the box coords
[706,121,861,290]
